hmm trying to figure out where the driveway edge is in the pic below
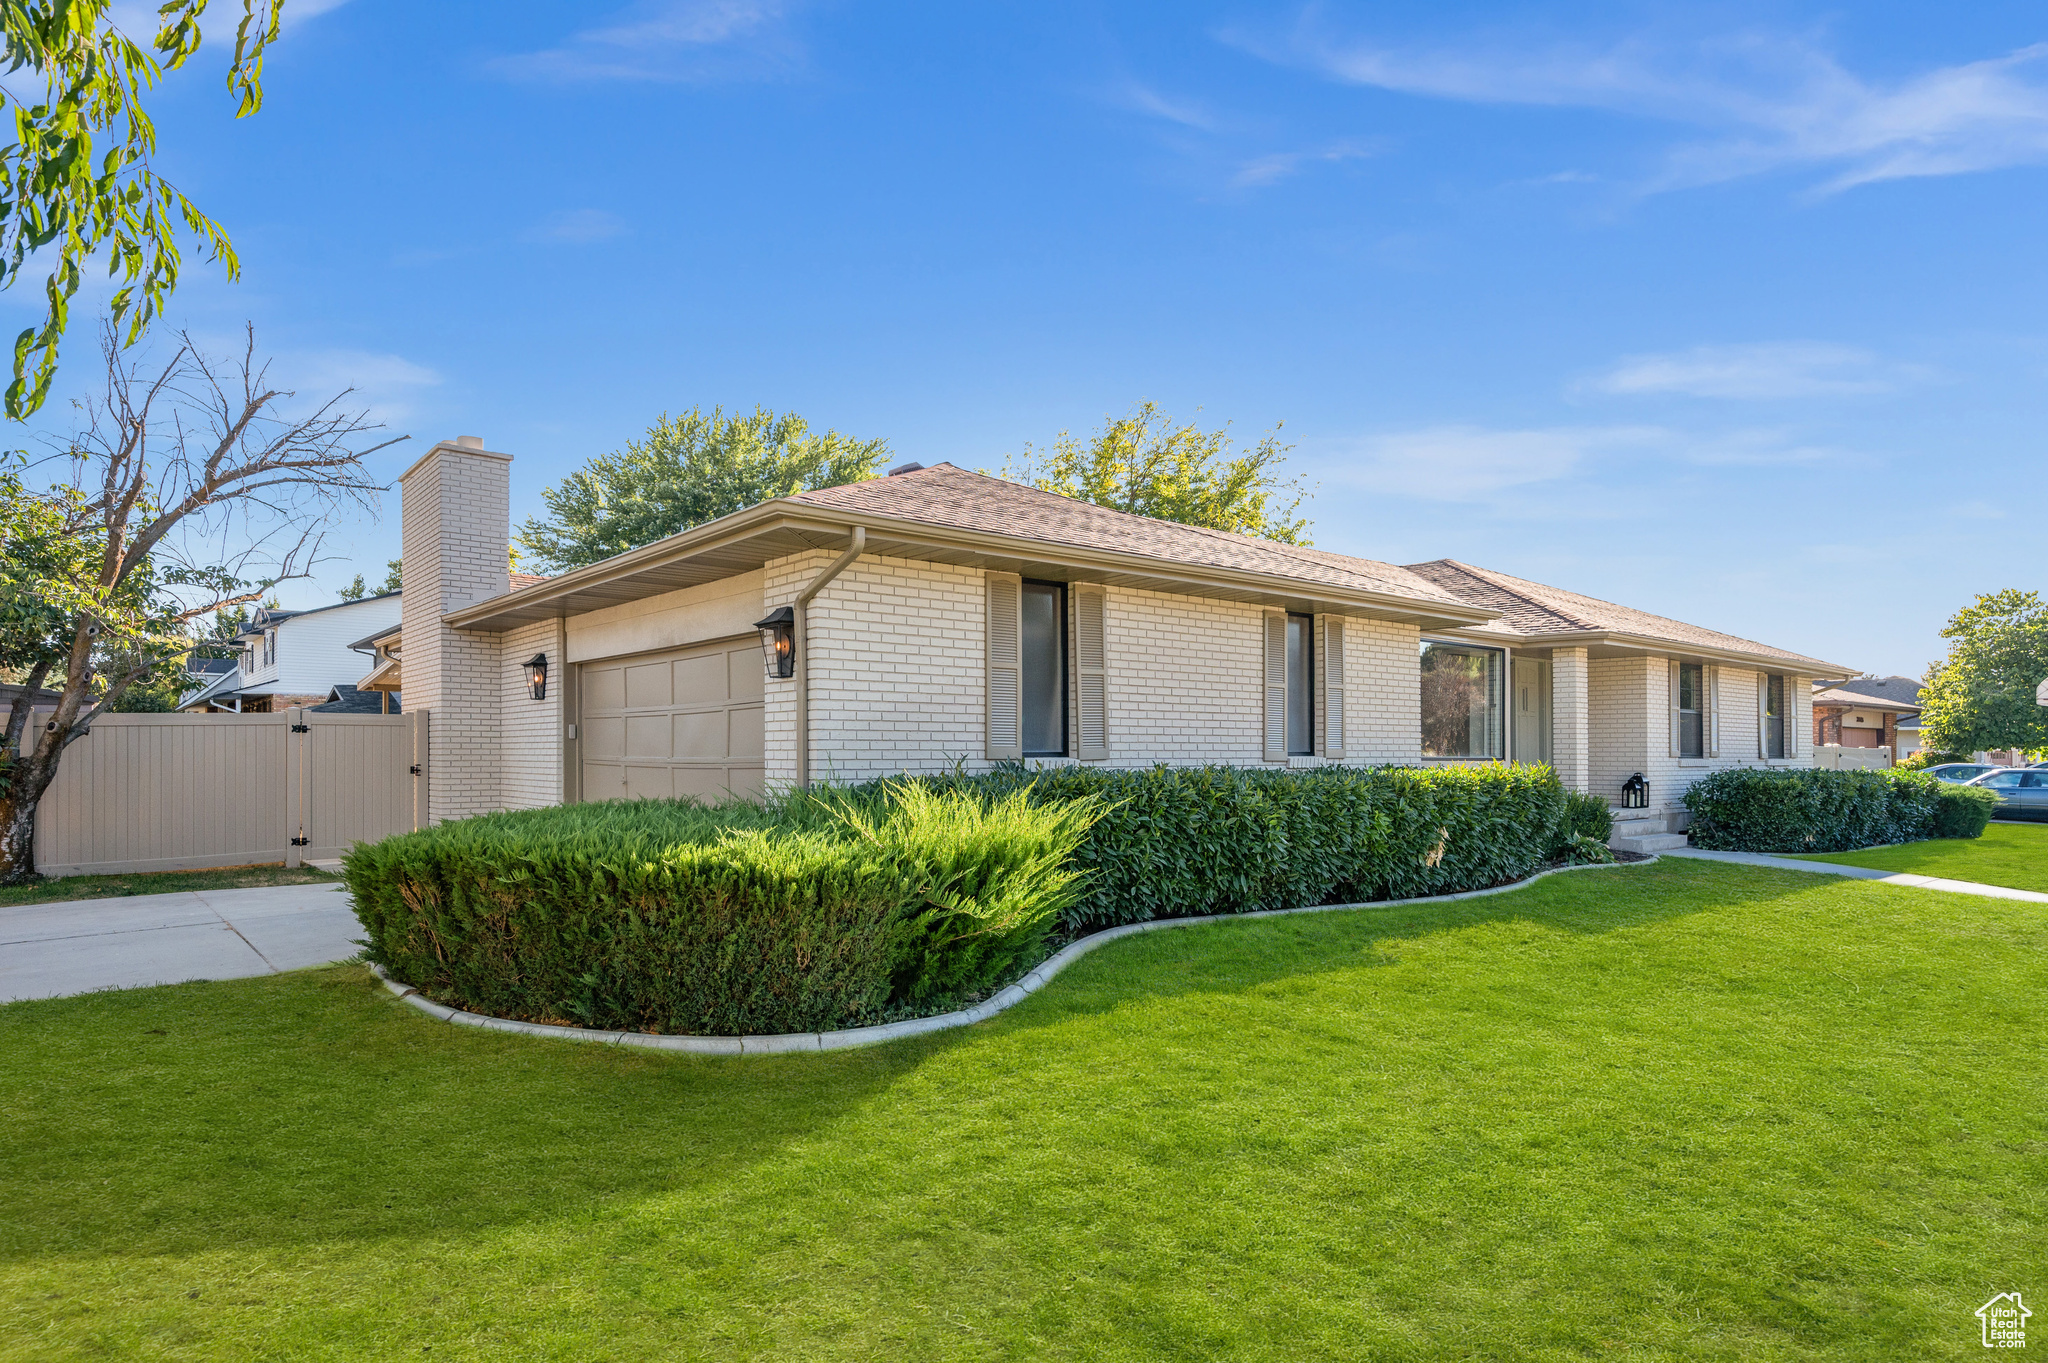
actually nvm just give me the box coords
[368,855,1654,1055]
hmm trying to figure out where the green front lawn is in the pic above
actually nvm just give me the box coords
[1790,820,2048,894]
[0,862,341,909]
[3,860,2039,1361]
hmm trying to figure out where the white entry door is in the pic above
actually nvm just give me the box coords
[1512,658,1551,765]
[579,637,765,802]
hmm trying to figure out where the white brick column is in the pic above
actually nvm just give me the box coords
[399,437,513,824]
[1551,646,1590,792]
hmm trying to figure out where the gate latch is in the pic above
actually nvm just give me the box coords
[290,836,311,846]
[290,723,310,733]
[409,764,421,775]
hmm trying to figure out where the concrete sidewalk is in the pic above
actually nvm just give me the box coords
[1663,848,2048,903]
[0,883,361,1004]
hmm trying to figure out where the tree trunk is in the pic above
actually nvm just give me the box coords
[0,791,41,885]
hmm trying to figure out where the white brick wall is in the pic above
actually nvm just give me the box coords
[1550,646,1590,791]
[1588,654,1814,817]
[398,443,513,823]
[499,618,563,810]
[756,552,1427,784]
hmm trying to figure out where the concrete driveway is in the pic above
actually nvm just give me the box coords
[0,883,362,1004]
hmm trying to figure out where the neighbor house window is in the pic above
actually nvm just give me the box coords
[1420,641,1504,759]
[1678,662,1704,758]
[1764,674,1786,759]
[263,630,277,667]
[1021,581,1067,757]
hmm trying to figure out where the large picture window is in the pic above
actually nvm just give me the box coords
[1420,641,1504,759]
[1764,673,1785,759]
[1678,662,1704,758]
[1021,581,1067,757]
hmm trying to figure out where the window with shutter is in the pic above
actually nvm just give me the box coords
[1676,662,1704,758]
[1263,612,1287,761]
[1020,581,1067,757]
[1285,613,1314,755]
[1319,615,1345,760]
[985,572,1022,761]
[1075,586,1107,760]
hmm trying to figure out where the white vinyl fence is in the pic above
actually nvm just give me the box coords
[27,708,429,877]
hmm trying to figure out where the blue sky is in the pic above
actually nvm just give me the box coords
[17,1,2048,676]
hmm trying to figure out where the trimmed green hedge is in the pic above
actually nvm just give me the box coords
[1682,767,1999,853]
[857,763,1570,933]
[348,762,1579,1035]
[347,785,1095,1036]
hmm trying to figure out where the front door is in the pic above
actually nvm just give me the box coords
[1512,658,1550,765]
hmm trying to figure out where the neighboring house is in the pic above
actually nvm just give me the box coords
[180,593,404,713]
[373,438,1854,847]
[1811,675,1923,759]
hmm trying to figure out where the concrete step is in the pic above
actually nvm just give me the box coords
[1611,832,1690,854]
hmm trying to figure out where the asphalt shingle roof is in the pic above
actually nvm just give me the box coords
[1815,675,1923,708]
[1399,558,1838,668]
[792,464,1473,607]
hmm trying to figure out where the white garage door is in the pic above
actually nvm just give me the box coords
[579,637,765,802]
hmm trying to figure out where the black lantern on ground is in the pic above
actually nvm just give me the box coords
[525,652,548,701]
[1620,771,1648,809]
[754,606,796,680]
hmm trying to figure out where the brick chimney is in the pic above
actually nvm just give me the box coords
[399,436,513,823]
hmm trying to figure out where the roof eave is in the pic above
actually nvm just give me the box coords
[442,500,1499,633]
[1508,629,1856,677]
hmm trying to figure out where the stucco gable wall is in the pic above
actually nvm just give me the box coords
[564,571,764,665]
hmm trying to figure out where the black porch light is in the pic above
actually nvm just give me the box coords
[525,652,549,701]
[754,606,796,680]
[1620,772,1648,809]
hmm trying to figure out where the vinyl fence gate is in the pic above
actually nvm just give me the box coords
[29,708,430,878]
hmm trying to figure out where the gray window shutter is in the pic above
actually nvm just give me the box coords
[1320,615,1345,760]
[1668,658,1681,757]
[1263,611,1287,761]
[985,572,1022,761]
[1705,664,1719,757]
[1757,672,1770,759]
[1075,585,1108,760]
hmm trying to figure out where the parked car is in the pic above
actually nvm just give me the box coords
[1924,763,1998,783]
[1964,768,2048,822]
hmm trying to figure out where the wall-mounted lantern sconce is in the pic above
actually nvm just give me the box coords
[525,652,549,701]
[1620,771,1648,809]
[754,606,796,680]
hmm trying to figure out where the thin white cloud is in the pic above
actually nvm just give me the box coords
[1585,342,1925,399]
[284,350,441,427]
[524,209,629,245]
[1232,138,1384,188]
[1116,82,1215,131]
[491,0,798,83]
[1327,422,1837,501]
[1248,25,2048,194]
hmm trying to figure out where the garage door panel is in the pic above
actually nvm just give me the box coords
[673,710,727,760]
[728,707,764,760]
[624,764,673,800]
[580,636,767,806]
[671,653,727,702]
[624,714,671,759]
[624,662,672,709]
[582,761,625,797]
[727,648,764,702]
[584,667,626,711]
[583,716,625,759]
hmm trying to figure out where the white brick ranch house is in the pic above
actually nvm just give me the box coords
[379,438,1853,846]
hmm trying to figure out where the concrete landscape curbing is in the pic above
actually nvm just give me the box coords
[370,855,1655,1055]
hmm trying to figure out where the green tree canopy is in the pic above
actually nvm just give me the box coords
[997,401,1311,545]
[1918,589,2048,757]
[0,0,283,416]
[516,407,890,573]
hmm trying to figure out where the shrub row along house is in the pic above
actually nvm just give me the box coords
[373,438,1853,847]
